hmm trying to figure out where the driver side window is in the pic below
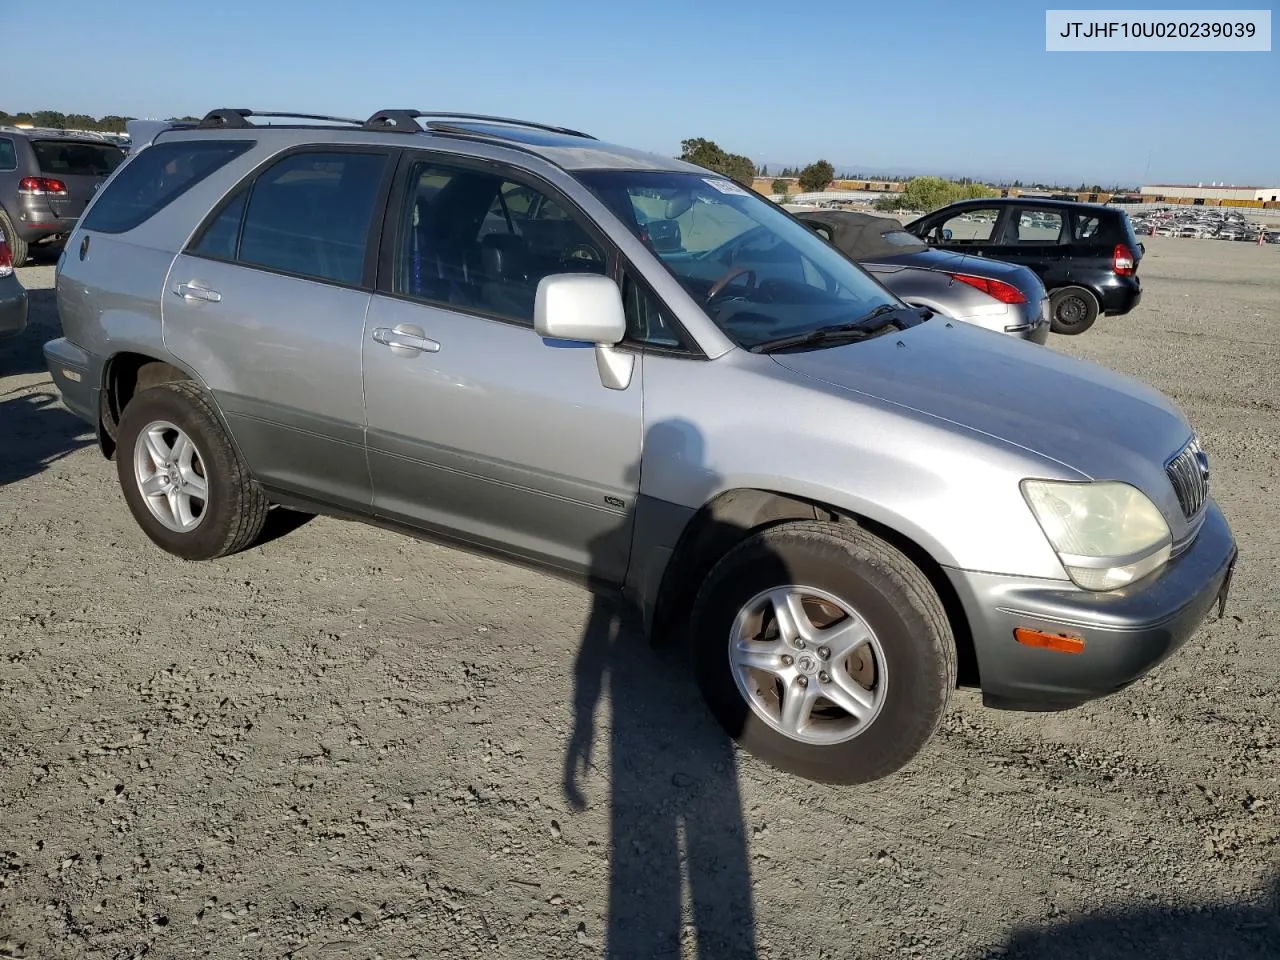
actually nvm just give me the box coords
[396,161,607,326]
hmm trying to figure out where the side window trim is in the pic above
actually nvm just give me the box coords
[610,255,703,357]
[374,148,620,329]
[184,143,401,291]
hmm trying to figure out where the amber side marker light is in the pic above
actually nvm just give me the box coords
[1014,627,1086,655]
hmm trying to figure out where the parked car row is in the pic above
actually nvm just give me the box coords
[791,196,1144,337]
[1132,206,1275,242]
[37,107,1236,787]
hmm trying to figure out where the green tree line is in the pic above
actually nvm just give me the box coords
[873,177,998,213]
[679,138,836,193]
[1,109,200,132]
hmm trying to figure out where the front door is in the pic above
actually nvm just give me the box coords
[362,153,643,583]
[163,145,397,510]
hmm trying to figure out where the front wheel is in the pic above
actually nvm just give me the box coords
[115,380,269,560]
[691,521,956,785]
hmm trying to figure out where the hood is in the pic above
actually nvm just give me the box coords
[769,318,1195,524]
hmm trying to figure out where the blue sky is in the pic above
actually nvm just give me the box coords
[5,0,1277,185]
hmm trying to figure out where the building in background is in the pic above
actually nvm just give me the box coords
[1142,184,1280,204]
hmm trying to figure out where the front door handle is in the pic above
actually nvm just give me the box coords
[373,324,440,355]
[173,282,222,303]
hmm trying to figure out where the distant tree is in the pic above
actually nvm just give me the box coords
[96,115,130,132]
[31,110,67,128]
[678,137,756,187]
[873,195,902,212]
[771,178,789,196]
[759,163,769,177]
[798,159,835,193]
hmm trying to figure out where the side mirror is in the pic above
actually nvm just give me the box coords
[941,228,953,241]
[534,274,634,390]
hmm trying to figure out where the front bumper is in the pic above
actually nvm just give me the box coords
[0,282,27,340]
[945,499,1237,710]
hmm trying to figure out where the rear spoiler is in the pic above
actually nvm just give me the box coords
[124,118,197,155]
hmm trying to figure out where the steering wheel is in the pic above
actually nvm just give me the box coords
[707,266,756,301]
[559,242,604,271]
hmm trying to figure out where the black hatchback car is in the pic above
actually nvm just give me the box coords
[907,197,1143,335]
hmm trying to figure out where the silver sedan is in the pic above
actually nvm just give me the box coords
[794,208,1050,343]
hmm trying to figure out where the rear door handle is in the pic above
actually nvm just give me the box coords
[373,325,440,354]
[173,282,222,303]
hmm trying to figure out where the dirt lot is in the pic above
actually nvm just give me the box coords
[1,237,1277,959]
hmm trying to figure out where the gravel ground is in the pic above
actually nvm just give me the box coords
[1,237,1277,959]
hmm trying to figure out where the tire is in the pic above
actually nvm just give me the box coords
[1049,285,1099,335]
[690,521,956,785]
[115,380,269,560]
[0,209,28,267]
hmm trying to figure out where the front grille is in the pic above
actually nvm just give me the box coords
[1165,437,1209,519]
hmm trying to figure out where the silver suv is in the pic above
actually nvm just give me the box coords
[44,109,1237,784]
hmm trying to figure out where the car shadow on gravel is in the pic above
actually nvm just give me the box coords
[984,873,1280,959]
[0,287,60,377]
[0,386,94,487]
[563,418,760,960]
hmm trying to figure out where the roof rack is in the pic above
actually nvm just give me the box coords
[197,108,364,129]
[361,109,596,140]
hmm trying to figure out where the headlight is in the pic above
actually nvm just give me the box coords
[1021,480,1172,591]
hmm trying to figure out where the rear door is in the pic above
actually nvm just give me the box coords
[162,145,398,511]
[990,206,1068,287]
[27,138,126,220]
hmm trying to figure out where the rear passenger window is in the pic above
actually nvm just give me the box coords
[396,160,606,324]
[1012,209,1064,242]
[190,151,390,287]
[235,151,388,286]
[82,140,253,234]
[191,189,248,261]
[0,139,15,171]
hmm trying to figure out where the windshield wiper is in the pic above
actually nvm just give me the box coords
[747,304,904,354]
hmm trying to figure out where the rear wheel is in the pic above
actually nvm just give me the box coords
[691,521,956,784]
[1049,286,1099,335]
[0,210,28,267]
[115,380,268,560]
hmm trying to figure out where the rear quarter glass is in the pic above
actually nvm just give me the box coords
[81,140,255,235]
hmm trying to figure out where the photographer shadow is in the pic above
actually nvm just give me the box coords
[563,417,761,959]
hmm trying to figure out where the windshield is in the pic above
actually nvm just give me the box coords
[575,170,910,350]
[31,139,125,177]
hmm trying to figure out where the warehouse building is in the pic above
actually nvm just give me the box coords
[1142,184,1280,203]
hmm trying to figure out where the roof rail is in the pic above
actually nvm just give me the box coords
[361,109,596,140]
[197,108,364,129]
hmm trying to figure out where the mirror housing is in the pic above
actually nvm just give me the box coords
[535,274,626,344]
[534,274,634,391]
[941,228,953,241]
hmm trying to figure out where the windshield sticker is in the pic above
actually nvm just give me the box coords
[703,177,750,196]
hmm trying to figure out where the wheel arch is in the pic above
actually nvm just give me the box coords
[99,351,214,460]
[647,487,979,688]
